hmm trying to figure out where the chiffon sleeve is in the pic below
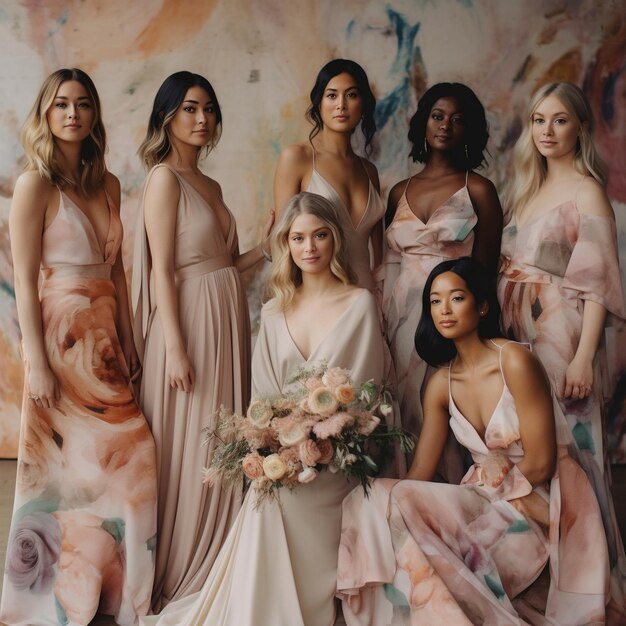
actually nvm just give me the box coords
[562,213,626,326]
[130,172,154,363]
[250,303,282,398]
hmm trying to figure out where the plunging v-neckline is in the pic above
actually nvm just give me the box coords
[283,290,367,361]
[404,185,468,226]
[170,169,234,246]
[60,189,112,258]
[310,168,372,231]
[449,384,507,446]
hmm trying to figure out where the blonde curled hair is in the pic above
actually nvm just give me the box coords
[509,81,607,217]
[267,192,356,310]
[21,68,107,196]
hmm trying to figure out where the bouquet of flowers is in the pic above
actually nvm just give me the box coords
[202,363,413,504]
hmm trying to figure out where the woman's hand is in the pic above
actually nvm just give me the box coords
[28,365,59,409]
[563,356,593,399]
[261,209,275,258]
[167,347,195,392]
[480,452,514,488]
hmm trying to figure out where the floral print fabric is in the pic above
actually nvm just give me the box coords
[0,191,157,626]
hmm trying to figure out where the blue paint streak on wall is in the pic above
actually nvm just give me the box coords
[48,8,69,37]
[1,281,15,300]
[374,6,421,131]
[601,60,625,124]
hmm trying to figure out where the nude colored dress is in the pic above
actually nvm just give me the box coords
[140,289,385,626]
[131,164,250,610]
[383,174,476,476]
[0,190,157,626]
[306,152,385,290]
[338,343,615,625]
[498,195,626,614]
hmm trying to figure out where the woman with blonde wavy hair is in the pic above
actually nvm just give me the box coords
[131,70,273,611]
[499,81,626,611]
[141,192,387,626]
[0,68,157,626]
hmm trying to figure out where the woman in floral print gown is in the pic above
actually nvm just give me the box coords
[0,68,157,626]
[498,81,626,610]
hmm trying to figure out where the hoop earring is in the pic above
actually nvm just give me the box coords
[464,144,469,160]
[424,138,428,156]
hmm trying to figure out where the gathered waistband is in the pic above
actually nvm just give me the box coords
[41,263,112,280]
[175,253,234,282]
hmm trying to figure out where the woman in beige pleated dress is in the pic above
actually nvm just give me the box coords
[132,71,272,611]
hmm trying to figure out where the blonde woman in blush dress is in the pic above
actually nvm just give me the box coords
[0,69,157,626]
[131,71,273,611]
[499,81,626,615]
[338,257,617,625]
[140,192,387,626]
[383,83,503,480]
[274,59,385,291]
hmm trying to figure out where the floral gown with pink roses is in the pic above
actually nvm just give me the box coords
[141,288,385,626]
[0,190,157,626]
[498,197,626,607]
[338,342,616,625]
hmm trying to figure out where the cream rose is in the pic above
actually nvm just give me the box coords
[308,387,339,417]
[322,367,351,388]
[304,375,324,392]
[262,454,288,480]
[247,400,273,428]
[278,422,310,447]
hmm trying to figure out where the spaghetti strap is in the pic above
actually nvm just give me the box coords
[311,144,316,169]
[464,170,469,187]
[402,175,414,197]
[488,339,516,379]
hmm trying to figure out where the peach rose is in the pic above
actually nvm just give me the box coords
[298,439,322,467]
[308,387,339,417]
[298,467,319,484]
[263,454,288,480]
[279,447,302,476]
[242,453,264,480]
[334,384,356,404]
[316,439,335,464]
[247,400,273,428]
[322,367,351,388]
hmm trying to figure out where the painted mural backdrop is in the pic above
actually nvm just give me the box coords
[0,0,625,457]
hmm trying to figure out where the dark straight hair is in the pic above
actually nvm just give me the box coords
[415,257,503,367]
[306,59,377,154]
[408,82,489,170]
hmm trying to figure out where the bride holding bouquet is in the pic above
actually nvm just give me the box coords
[142,191,395,626]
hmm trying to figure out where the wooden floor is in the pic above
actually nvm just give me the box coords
[0,459,625,625]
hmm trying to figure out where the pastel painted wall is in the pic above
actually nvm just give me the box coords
[0,0,625,456]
